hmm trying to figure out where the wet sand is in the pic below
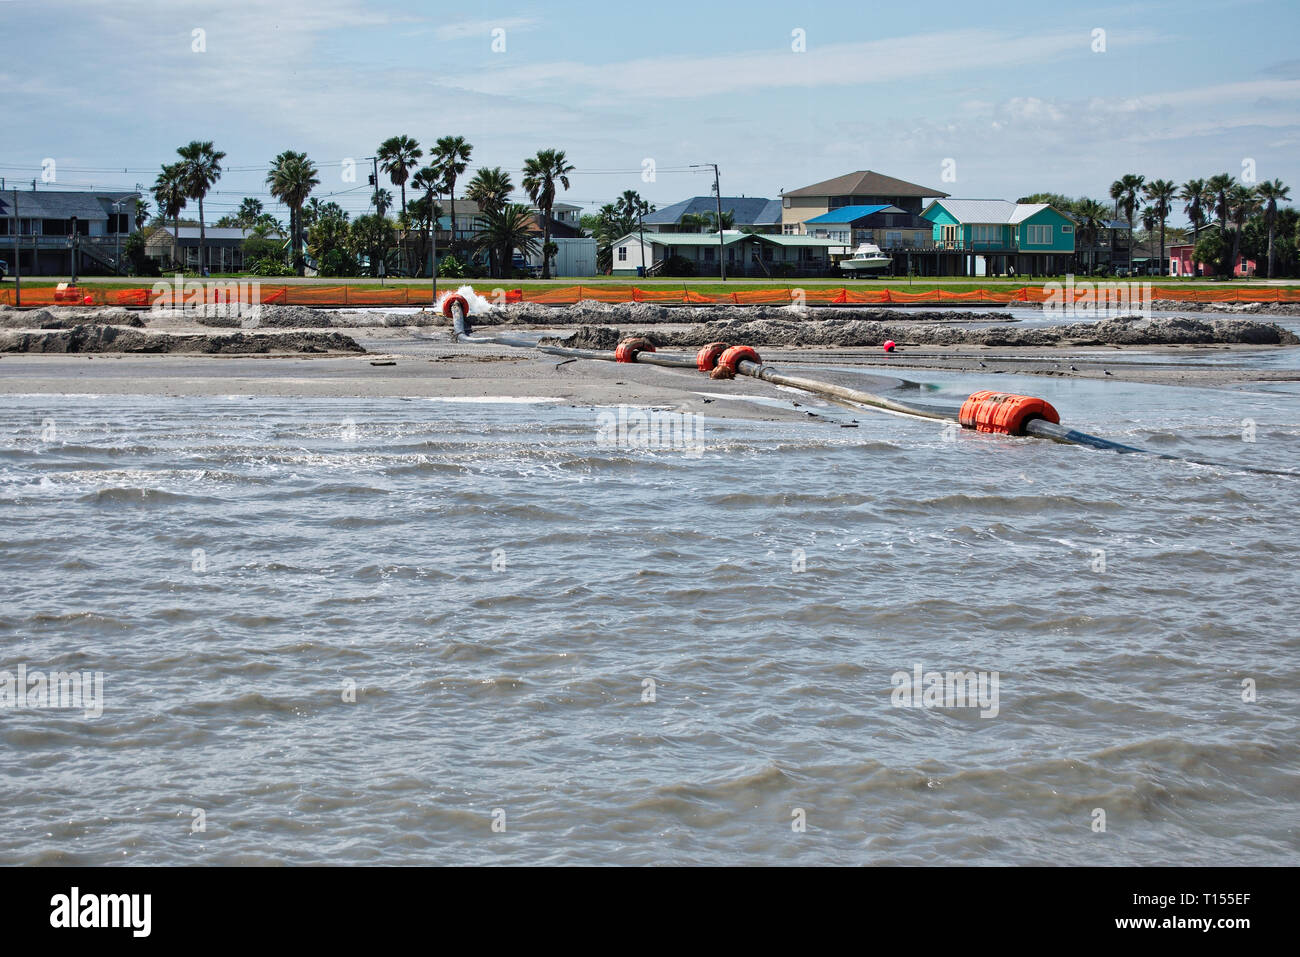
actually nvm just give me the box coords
[0,337,830,424]
[1,318,1296,417]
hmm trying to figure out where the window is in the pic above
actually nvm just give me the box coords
[703,247,715,262]
[1026,225,1053,245]
[972,225,1001,244]
[1060,225,1073,233]
[783,197,791,208]
[885,231,902,247]
[617,246,627,261]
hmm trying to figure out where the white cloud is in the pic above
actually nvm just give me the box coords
[434,16,539,42]
[444,28,1168,103]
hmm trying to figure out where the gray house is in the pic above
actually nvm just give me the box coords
[0,189,140,275]
[146,226,286,273]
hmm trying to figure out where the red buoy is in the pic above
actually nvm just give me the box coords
[717,345,761,373]
[615,337,656,362]
[695,341,730,372]
[959,390,1060,435]
[440,294,469,319]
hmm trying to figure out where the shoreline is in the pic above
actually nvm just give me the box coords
[1,331,1294,411]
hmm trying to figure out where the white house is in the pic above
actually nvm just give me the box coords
[611,230,845,277]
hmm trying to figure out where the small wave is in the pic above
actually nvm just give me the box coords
[76,486,213,506]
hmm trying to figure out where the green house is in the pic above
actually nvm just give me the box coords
[921,199,1076,276]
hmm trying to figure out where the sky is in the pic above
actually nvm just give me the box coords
[2,0,1298,226]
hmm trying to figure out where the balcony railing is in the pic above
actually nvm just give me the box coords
[934,239,1015,252]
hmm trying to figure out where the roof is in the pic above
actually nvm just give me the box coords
[153,226,284,241]
[755,199,783,224]
[752,235,845,247]
[524,212,583,238]
[802,204,899,224]
[642,196,781,226]
[1102,219,1131,231]
[616,231,841,248]
[616,230,750,246]
[784,170,949,199]
[0,189,138,220]
[925,199,1072,224]
[1008,203,1052,224]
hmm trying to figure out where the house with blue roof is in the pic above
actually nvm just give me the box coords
[801,204,933,250]
[780,170,949,234]
[920,199,1076,276]
[641,196,782,234]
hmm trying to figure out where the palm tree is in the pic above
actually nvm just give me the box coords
[678,212,709,233]
[465,167,514,275]
[176,140,225,275]
[372,188,393,217]
[466,167,513,216]
[266,150,320,276]
[1206,173,1234,235]
[411,165,445,277]
[1143,179,1177,277]
[151,162,188,269]
[430,136,473,242]
[1253,179,1290,278]
[1109,173,1145,273]
[302,198,327,233]
[475,203,538,279]
[702,209,736,231]
[1179,179,1208,274]
[521,149,575,279]
[1227,185,1260,278]
[1073,198,1109,272]
[1141,206,1158,272]
[406,193,442,278]
[376,136,422,215]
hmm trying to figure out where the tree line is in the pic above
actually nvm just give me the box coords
[1021,174,1294,278]
[147,138,577,279]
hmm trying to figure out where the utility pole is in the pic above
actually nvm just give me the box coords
[637,206,646,277]
[70,215,78,284]
[686,162,728,276]
[431,189,439,304]
[112,199,126,276]
[713,164,725,280]
[11,189,20,306]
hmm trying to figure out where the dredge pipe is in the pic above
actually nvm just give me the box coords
[451,321,1296,476]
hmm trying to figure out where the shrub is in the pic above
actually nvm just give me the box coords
[663,254,696,277]
[246,257,295,277]
[318,249,359,277]
[438,254,467,279]
[1194,232,1227,278]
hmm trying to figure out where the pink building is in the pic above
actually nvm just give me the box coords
[1169,243,1256,278]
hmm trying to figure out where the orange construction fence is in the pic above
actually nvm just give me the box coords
[2,283,1299,309]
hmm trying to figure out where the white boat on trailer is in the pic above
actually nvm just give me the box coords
[838,242,892,273]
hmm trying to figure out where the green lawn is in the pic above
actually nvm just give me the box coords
[7,275,1293,297]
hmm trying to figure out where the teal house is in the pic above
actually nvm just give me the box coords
[920,199,1076,276]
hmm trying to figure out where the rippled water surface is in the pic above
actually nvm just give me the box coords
[1,381,1297,865]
